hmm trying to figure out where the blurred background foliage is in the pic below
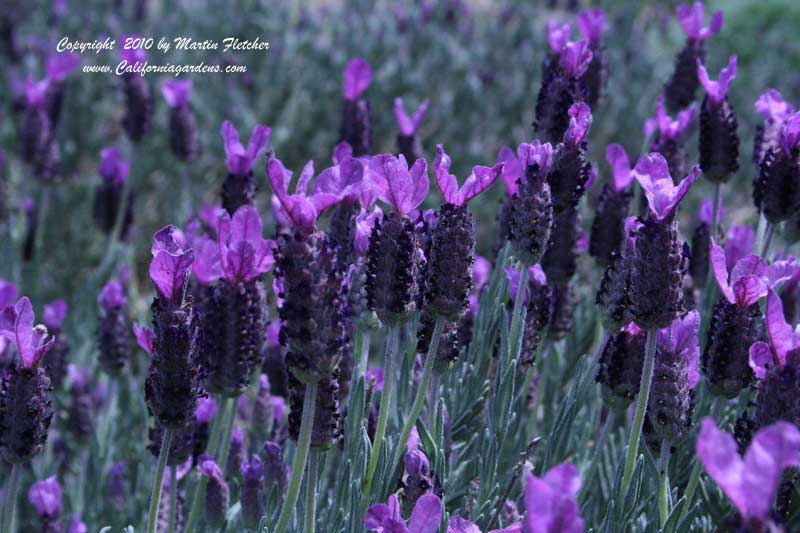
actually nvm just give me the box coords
[1,0,800,343]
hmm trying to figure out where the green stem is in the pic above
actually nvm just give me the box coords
[761,223,775,259]
[305,451,318,533]
[0,463,21,533]
[184,396,235,533]
[617,329,657,508]
[710,183,721,238]
[386,319,444,496]
[658,441,671,528]
[678,398,722,522]
[508,264,530,361]
[147,429,174,533]
[361,325,400,509]
[168,465,178,533]
[273,381,319,533]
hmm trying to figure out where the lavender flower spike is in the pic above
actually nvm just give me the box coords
[215,205,276,284]
[559,40,593,79]
[149,225,195,303]
[757,112,800,223]
[198,455,229,529]
[709,242,769,309]
[563,102,592,147]
[162,79,198,162]
[220,120,270,214]
[524,463,584,533]
[365,493,442,533]
[547,21,571,54]
[507,140,554,264]
[633,153,701,222]
[589,145,634,266]
[577,9,607,48]
[341,58,373,155]
[28,476,62,524]
[94,147,135,240]
[697,418,800,528]
[644,98,697,179]
[677,2,724,42]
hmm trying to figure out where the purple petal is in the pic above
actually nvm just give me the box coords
[133,323,154,354]
[633,153,700,222]
[333,142,353,164]
[766,288,798,367]
[218,206,275,284]
[779,112,800,154]
[576,9,607,47]
[446,517,481,533]
[343,58,372,101]
[524,464,585,533]
[676,2,723,41]
[697,418,749,518]
[407,494,442,533]
[28,476,62,519]
[606,143,633,192]
[355,207,383,256]
[372,154,429,217]
[221,121,270,176]
[460,163,503,205]
[296,161,316,196]
[99,147,129,185]
[394,97,413,136]
[732,276,767,309]
[473,256,491,291]
[564,102,592,146]
[497,147,522,197]
[749,342,773,380]
[698,197,723,226]
[766,259,800,289]
[0,297,46,368]
[755,89,794,123]
[725,225,755,271]
[24,78,49,108]
[0,279,19,310]
[98,280,126,311]
[505,267,530,306]
[433,146,459,205]
[517,140,553,177]
[161,79,192,108]
[151,225,187,257]
[198,457,224,479]
[149,230,194,302]
[46,52,81,82]
[192,236,223,285]
[43,300,67,331]
[710,240,735,304]
[660,310,701,388]
[697,56,737,105]
[547,21,571,53]
[365,503,394,532]
[404,449,430,477]
[559,40,593,78]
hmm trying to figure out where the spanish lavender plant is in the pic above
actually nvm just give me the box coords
[43,52,80,129]
[240,455,265,529]
[197,455,229,529]
[21,78,61,182]
[752,89,794,169]
[588,144,634,267]
[119,41,152,142]
[644,98,697,183]
[697,55,739,182]
[220,120,270,215]
[97,279,129,377]
[28,476,62,533]
[340,58,372,156]
[162,80,198,162]
[395,97,429,163]
[93,147,134,241]
[755,112,800,227]
[576,8,608,108]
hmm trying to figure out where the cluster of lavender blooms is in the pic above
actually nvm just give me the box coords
[4,2,800,533]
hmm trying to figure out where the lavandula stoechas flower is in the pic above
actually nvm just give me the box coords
[97,278,130,377]
[28,475,62,532]
[161,80,198,162]
[756,112,800,224]
[697,419,800,531]
[192,205,274,397]
[65,365,93,444]
[198,455,229,528]
[688,198,723,288]
[523,463,584,533]
[663,2,723,113]
[628,154,700,329]
[145,227,200,428]
[44,52,80,129]
[21,78,61,182]
[227,427,245,475]
[395,97,429,163]
[42,300,69,389]
[698,56,739,182]
[0,297,54,463]
[589,144,635,266]
[93,147,135,241]
[339,58,372,156]
[644,98,697,182]
[119,41,152,142]
[106,461,128,510]
[261,320,288,397]
[506,140,554,265]
[753,89,794,169]
[597,322,646,410]
[240,455,265,529]
[220,120,270,215]
[365,494,441,533]
[576,9,608,108]
[367,154,429,324]
[535,23,593,143]
[0,278,19,368]
[506,265,552,367]
[262,441,290,491]
[250,374,273,446]
[400,449,434,518]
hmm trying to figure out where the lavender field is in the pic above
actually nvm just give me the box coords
[2,0,800,532]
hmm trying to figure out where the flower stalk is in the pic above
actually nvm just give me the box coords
[146,429,173,533]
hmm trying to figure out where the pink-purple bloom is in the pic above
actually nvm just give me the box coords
[697,418,800,523]
[119,37,146,64]
[395,97,429,136]
[433,145,502,206]
[559,40,593,78]
[576,9,607,47]
[25,78,49,108]
[46,53,80,82]
[28,476,61,519]
[365,493,441,533]
[370,154,429,217]
[267,157,342,233]
[343,58,372,101]
[632,153,701,222]
[778,112,800,154]
[710,242,771,309]
[563,103,592,146]
[750,289,800,378]
[195,397,217,423]
[605,144,634,192]
[755,89,794,124]
[161,79,192,108]
[658,310,701,388]
[133,323,154,354]
[724,225,755,271]
[99,148,129,184]
[149,225,195,302]
[547,21,571,54]
[43,300,67,331]
[355,207,383,256]
[220,120,270,176]
[98,280,125,311]
[524,463,584,533]
[697,56,737,106]
[0,297,53,368]
[698,197,724,227]
[643,98,696,141]
[676,2,723,41]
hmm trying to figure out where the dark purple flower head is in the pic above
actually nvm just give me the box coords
[605,144,634,192]
[657,310,701,388]
[697,418,800,523]
[547,21,571,54]
[0,297,53,368]
[220,120,270,176]
[199,455,224,479]
[755,89,794,125]
[99,147,129,185]
[577,9,607,47]
[365,493,441,533]
[370,154,429,217]
[43,300,67,331]
[633,153,701,222]
[343,58,372,101]
[558,40,593,78]
[195,396,217,423]
[119,37,146,63]
[750,289,800,378]
[28,475,61,519]
[133,323,154,354]
[149,225,194,302]
[433,145,502,206]
[241,454,264,480]
[644,98,696,141]
[505,265,547,306]
[395,97,429,136]
[676,2,723,41]
[697,55,737,106]
[365,367,384,392]
[698,197,724,227]
[524,463,584,533]
[46,52,80,82]
[563,102,592,146]
[267,156,341,233]
[161,79,192,108]
[25,78,49,108]
[710,242,771,309]
[778,112,800,154]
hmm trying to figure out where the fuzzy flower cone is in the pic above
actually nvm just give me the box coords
[395,97,429,163]
[698,56,739,182]
[597,322,646,410]
[340,58,373,156]
[93,147,135,241]
[589,144,634,267]
[663,2,723,113]
[595,217,640,333]
[0,297,54,464]
[644,98,696,183]
[97,279,130,377]
[755,112,800,224]
[220,120,270,215]
[697,418,800,531]
[119,42,152,142]
[144,227,201,428]
[162,80,198,162]
[198,455,229,529]
[628,153,700,329]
